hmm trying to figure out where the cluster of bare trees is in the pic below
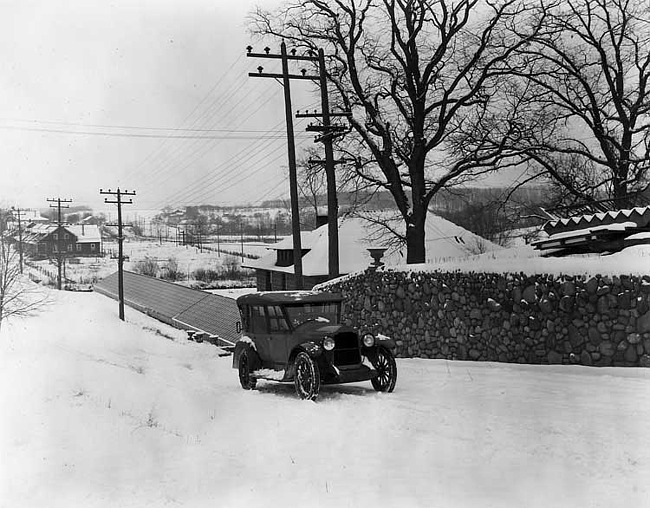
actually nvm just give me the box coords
[251,0,650,263]
[0,212,49,331]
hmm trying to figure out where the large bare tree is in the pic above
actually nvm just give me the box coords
[508,0,650,204]
[251,0,539,263]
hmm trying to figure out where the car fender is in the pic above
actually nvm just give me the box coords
[232,339,261,371]
[296,341,323,358]
[286,342,322,379]
[376,335,397,350]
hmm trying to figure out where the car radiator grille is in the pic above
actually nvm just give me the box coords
[333,332,361,366]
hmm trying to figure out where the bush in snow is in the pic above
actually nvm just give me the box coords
[162,257,182,281]
[134,256,159,278]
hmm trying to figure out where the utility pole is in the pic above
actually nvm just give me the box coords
[100,188,135,321]
[216,221,221,257]
[11,207,26,274]
[47,197,72,290]
[249,43,348,282]
[240,221,245,262]
[296,47,350,278]
[247,42,322,289]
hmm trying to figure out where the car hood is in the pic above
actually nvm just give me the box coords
[293,321,357,339]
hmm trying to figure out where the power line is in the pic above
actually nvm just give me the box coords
[140,121,287,208]
[143,104,318,209]
[0,118,297,134]
[133,85,290,196]
[147,136,289,209]
[146,116,312,209]
[0,124,305,139]
[116,53,268,183]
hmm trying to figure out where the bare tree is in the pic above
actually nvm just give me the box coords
[0,220,49,331]
[297,146,375,226]
[508,0,650,203]
[251,0,540,263]
[297,147,328,223]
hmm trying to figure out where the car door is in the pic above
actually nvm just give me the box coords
[249,305,272,367]
[267,305,290,368]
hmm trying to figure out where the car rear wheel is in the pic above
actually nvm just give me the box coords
[371,347,397,392]
[294,352,320,400]
[238,350,257,390]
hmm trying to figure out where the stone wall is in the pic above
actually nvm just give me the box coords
[323,269,650,367]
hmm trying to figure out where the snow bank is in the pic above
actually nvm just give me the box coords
[386,244,650,277]
[0,290,649,507]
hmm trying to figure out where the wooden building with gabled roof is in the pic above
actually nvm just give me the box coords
[22,224,102,258]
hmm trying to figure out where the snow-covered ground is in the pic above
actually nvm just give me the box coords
[1,290,649,508]
[394,243,650,277]
[26,238,267,288]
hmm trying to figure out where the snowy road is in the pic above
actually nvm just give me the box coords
[1,291,649,507]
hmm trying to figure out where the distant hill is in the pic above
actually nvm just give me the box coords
[261,186,550,214]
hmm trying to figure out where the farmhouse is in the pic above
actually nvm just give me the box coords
[245,212,500,291]
[22,224,102,258]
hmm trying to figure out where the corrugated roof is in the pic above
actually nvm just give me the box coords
[94,271,240,346]
[545,206,650,233]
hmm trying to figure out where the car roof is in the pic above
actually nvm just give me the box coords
[236,290,344,306]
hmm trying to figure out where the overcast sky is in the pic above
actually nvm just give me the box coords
[0,0,525,218]
[0,0,321,214]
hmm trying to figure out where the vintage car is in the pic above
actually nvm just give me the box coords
[232,290,397,400]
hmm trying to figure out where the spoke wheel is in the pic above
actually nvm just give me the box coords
[371,347,397,393]
[294,352,320,400]
[238,351,257,390]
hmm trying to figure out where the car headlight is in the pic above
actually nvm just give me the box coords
[323,336,335,351]
[362,333,375,347]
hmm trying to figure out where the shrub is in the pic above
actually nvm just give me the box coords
[223,255,241,278]
[134,256,159,277]
[162,257,182,281]
[193,267,221,283]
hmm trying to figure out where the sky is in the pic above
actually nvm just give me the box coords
[0,0,529,219]
[0,0,322,215]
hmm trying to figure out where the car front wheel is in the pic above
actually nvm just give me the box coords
[238,350,257,390]
[371,347,397,392]
[294,352,320,400]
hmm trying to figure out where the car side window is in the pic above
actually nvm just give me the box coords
[240,305,251,332]
[267,305,289,333]
[250,305,266,333]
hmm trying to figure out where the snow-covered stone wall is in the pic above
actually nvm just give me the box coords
[325,269,650,367]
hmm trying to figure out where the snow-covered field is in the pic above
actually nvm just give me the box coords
[1,290,649,508]
[26,237,268,288]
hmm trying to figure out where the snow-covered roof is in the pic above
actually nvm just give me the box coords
[20,210,50,223]
[545,206,650,233]
[21,224,101,243]
[237,291,343,306]
[66,224,101,243]
[245,213,501,277]
[28,223,55,235]
[265,232,318,251]
[535,221,638,244]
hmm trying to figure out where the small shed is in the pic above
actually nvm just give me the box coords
[532,197,650,255]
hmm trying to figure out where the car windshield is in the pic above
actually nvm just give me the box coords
[284,302,340,328]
